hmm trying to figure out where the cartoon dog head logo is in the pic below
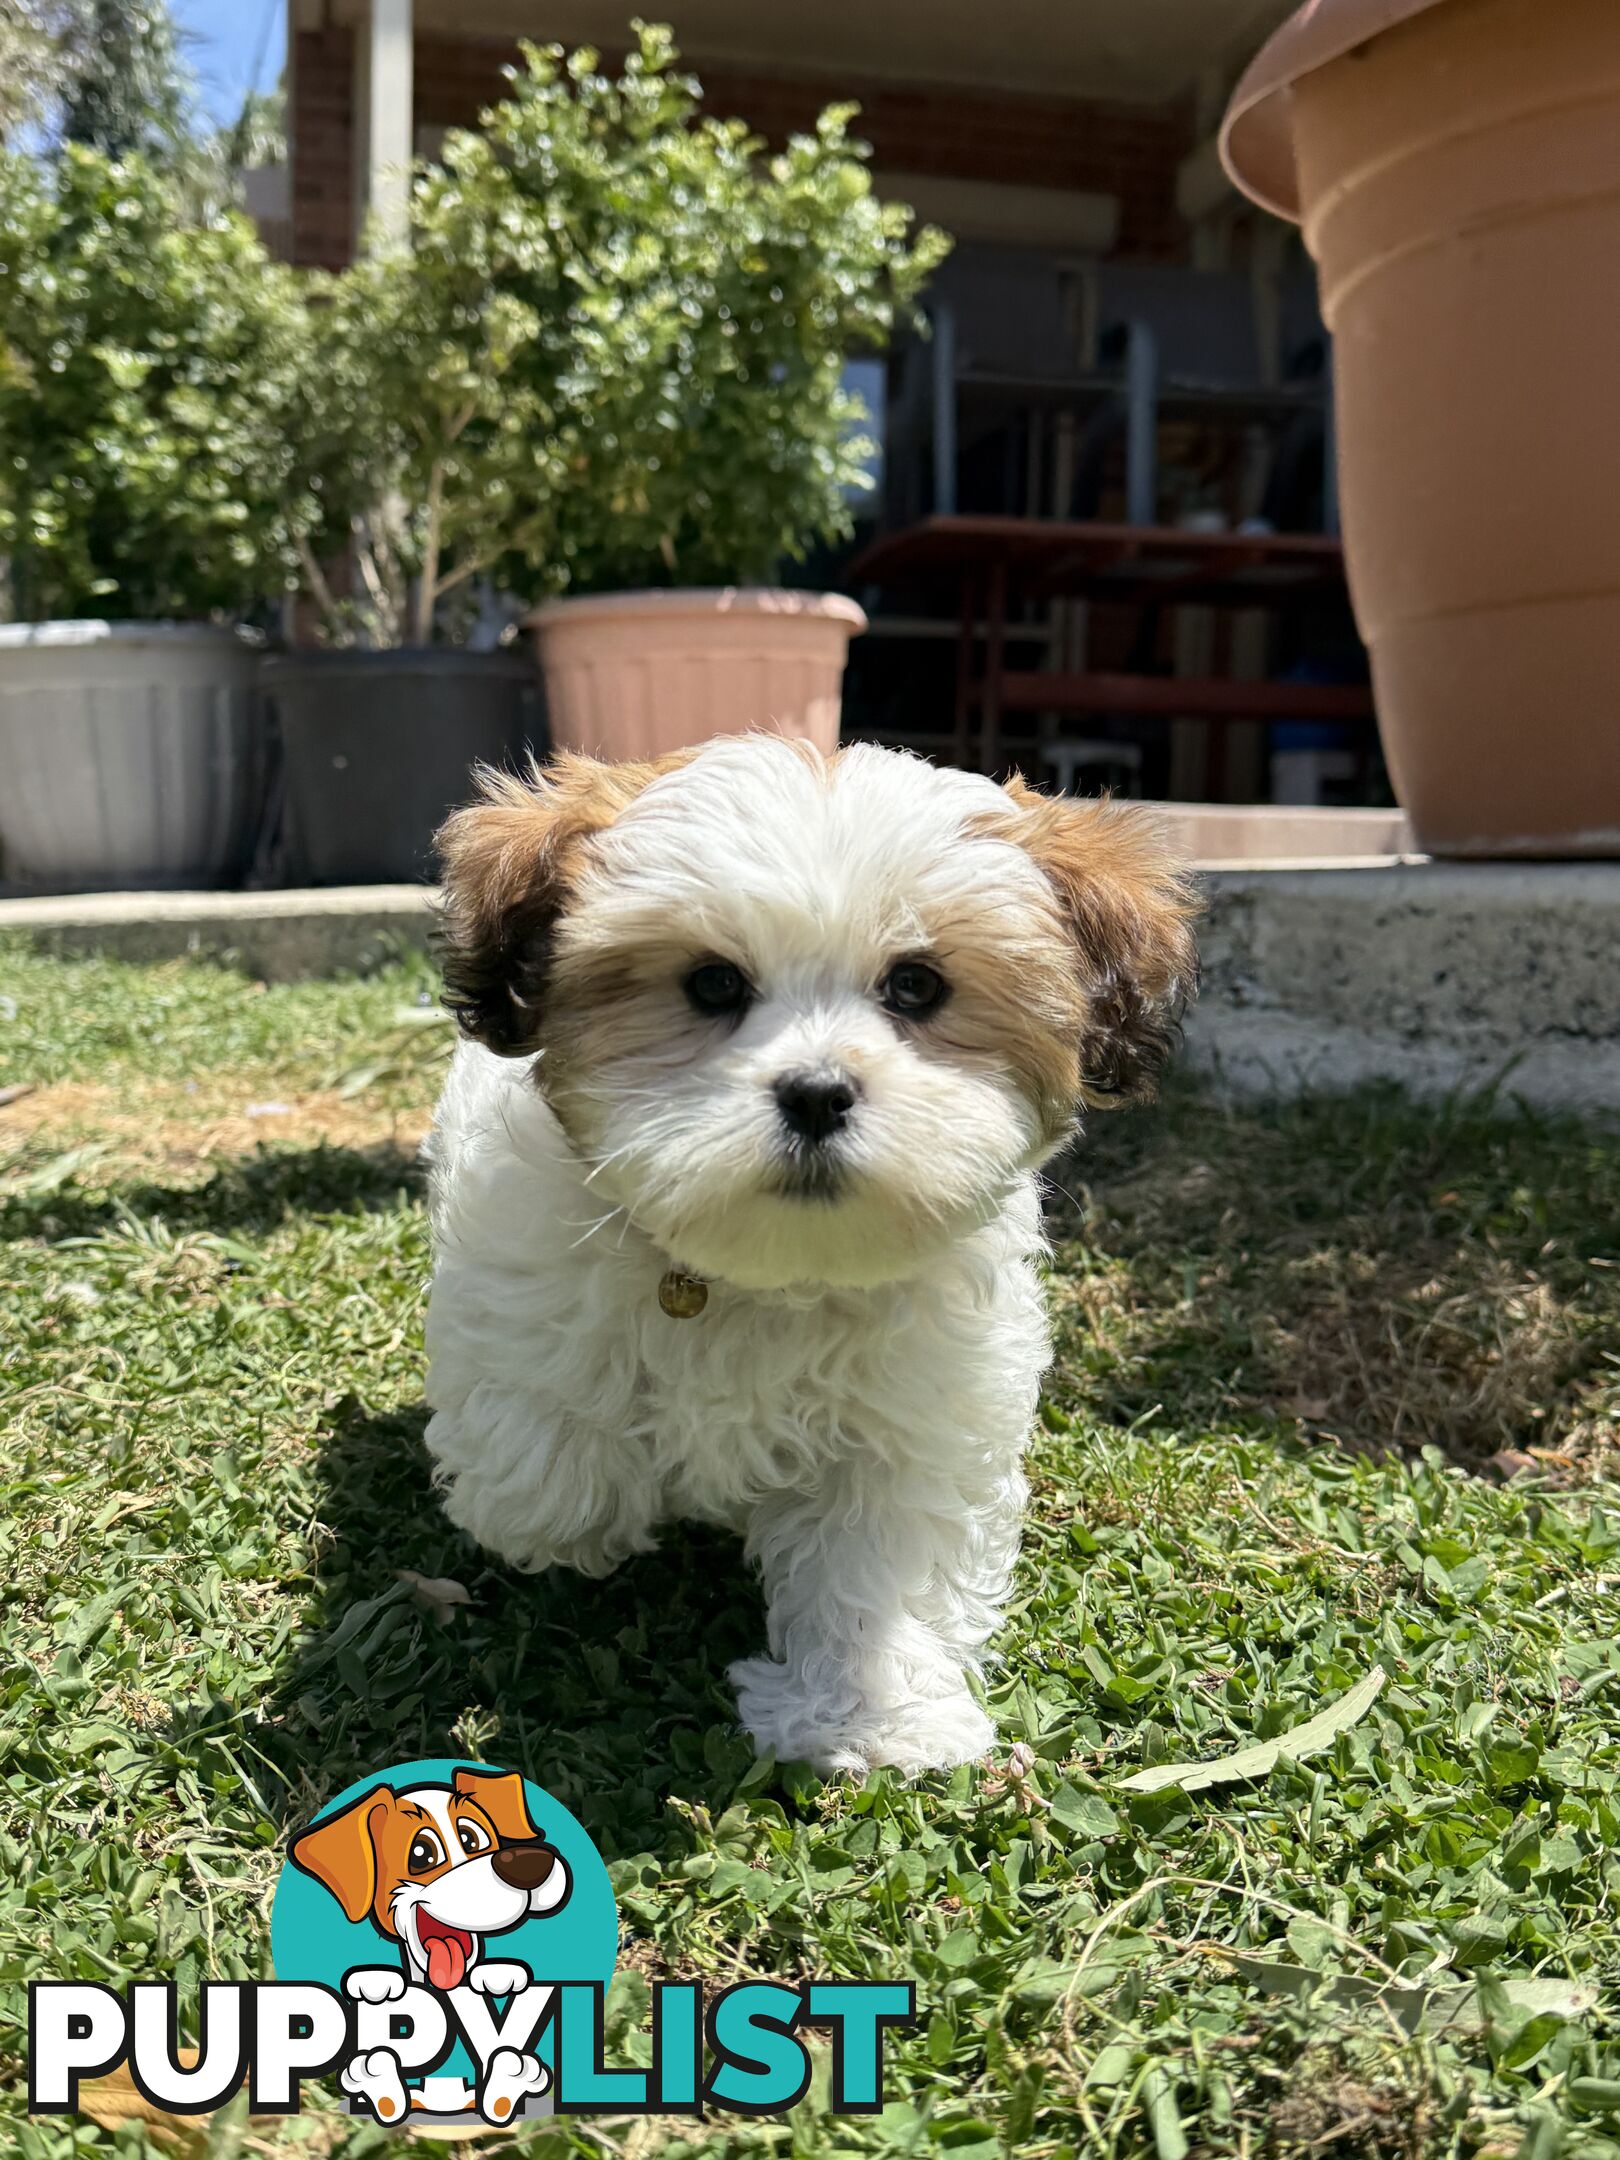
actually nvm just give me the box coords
[273,1761,615,2128]
[290,1767,572,1993]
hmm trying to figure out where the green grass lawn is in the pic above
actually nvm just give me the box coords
[2,942,1619,2160]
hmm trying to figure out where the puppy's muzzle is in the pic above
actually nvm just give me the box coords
[773,1068,859,1146]
[491,1840,557,1892]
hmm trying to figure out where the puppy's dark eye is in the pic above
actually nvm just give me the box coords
[456,1819,491,1857]
[881,961,949,1018]
[685,961,752,1017]
[407,1831,444,1874]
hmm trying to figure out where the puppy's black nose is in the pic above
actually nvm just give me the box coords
[774,1069,858,1144]
[492,1842,555,1891]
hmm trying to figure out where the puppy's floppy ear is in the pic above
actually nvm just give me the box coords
[290,1788,390,1923]
[1000,777,1199,1108]
[434,752,678,1057]
[452,1767,540,1844]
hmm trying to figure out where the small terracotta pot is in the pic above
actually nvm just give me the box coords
[527,588,867,762]
[1223,0,1620,857]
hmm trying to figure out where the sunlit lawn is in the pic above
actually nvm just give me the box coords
[2,943,1618,2159]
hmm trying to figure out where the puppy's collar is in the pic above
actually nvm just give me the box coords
[657,1267,708,1319]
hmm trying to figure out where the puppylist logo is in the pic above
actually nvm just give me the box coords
[29,1757,915,2130]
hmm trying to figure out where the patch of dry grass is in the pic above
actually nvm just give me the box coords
[0,1075,430,1185]
[1046,1084,1620,1474]
[1268,2048,1436,2159]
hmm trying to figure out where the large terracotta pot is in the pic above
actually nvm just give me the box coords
[527,588,866,761]
[1223,0,1620,857]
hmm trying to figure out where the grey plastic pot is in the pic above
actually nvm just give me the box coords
[0,620,265,893]
[264,647,544,886]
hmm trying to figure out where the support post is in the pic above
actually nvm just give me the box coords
[1124,318,1158,528]
[952,570,978,770]
[930,302,958,516]
[979,559,1008,777]
[354,0,414,253]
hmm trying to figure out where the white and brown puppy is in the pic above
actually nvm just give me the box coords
[424,738,1195,1775]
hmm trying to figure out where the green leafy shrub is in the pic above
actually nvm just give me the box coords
[0,143,311,621]
[286,22,949,641]
[480,25,949,594]
[284,227,567,647]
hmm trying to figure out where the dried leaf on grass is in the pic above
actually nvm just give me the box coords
[399,1568,474,1624]
[77,2065,208,2154]
[1116,1666,1387,1793]
[80,2053,287,2146]
[1217,1957,1596,2037]
[76,2056,262,2154]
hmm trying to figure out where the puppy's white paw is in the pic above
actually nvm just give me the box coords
[730,1656,995,1776]
[340,2046,409,2124]
[857,1694,996,1776]
[480,2046,550,2125]
[465,1959,529,1998]
[344,1967,407,2005]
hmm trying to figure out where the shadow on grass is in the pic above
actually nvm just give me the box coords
[0,1140,423,1243]
[258,1398,771,1859]
[4,1133,776,1856]
[1044,1079,1620,1466]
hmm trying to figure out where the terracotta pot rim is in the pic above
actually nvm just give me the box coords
[526,587,868,634]
[1220,0,1456,220]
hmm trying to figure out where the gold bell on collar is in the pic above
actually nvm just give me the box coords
[658,1267,708,1319]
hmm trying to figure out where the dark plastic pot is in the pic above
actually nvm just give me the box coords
[264,648,543,885]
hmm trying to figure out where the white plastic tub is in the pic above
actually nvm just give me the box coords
[0,621,264,892]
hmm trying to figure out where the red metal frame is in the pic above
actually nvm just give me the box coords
[849,514,1374,778]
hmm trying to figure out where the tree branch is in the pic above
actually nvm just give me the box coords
[353,516,402,647]
[430,506,552,605]
[414,459,445,646]
[293,529,345,644]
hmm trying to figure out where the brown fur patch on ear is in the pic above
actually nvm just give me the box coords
[290,1788,389,1925]
[997,778,1200,1108]
[434,752,688,1056]
[452,1767,540,1844]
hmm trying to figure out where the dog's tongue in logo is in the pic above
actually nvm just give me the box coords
[418,1913,472,1991]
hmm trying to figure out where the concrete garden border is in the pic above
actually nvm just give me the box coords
[3,855,1616,1117]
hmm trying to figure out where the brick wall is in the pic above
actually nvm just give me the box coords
[290,29,354,269]
[646,66,1192,258]
[292,28,1191,269]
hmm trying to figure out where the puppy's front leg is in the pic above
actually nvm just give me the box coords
[426,1396,660,1578]
[730,1457,1025,1776]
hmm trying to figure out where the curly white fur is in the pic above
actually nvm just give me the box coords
[423,739,1190,1775]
